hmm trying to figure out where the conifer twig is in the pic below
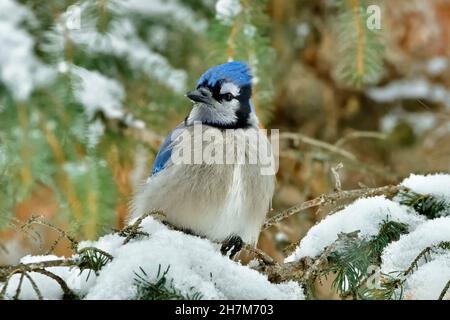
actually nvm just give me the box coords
[21,215,78,250]
[33,269,77,299]
[279,132,357,161]
[263,185,402,230]
[243,245,276,265]
[122,210,165,244]
[23,272,43,300]
[12,272,25,300]
[438,280,450,300]
[335,131,388,147]
[331,163,344,192]
[403,242,450,278]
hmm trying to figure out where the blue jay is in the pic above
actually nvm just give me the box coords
[130,62,275,257]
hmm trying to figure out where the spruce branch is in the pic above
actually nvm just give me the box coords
[334,130,388,148]
[331,163,344,192]
[280,132,357,161]
[263,185,402,230]
[77,246,113,275]
[403,242,450,278]
[243,244,276,266]
[134,265,202,300]
[398,190,449,219]
[23,272,44,300]
[335,0,384,87]
[364,241,450,300]
[33,269,78,300]
[438,280,450,300]
[12,272,25,300]
[319,220,408,298]
[20,215,78,251]
[280,132,397,181]
[121,210,165,244]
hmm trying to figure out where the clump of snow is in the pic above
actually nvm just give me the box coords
[215,0,242,25]
[1,218,304,300]
[380,216,450,300]
[45,5,187,93]
[426,57,448,76]
[401,173,450,203]
[402,253,450,300]
[86,120,106,149]
[72,66,125,120]
[381,217,450,273]
[123,0,207,33]
[0,0,54,101]
[368,78,450,110]
[380,108,437,136]
[3,255,93,300]
[286,196,425,262]
[70,65,145,128]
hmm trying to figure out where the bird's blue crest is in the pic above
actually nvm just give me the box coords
[197,61,252,88]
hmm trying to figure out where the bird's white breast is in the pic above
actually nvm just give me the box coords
[130,126,275,246]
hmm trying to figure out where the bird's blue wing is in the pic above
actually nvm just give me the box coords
[151,123,185,176]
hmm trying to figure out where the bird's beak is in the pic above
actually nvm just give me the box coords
[186,88,211,104]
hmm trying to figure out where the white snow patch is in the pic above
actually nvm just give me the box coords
[402,253,450,300]
[401,173,450,203]
[123,0,207,33]
[86,218,304,300]
[72,66,125,120]
[215,0,242,24]
[426,57,448,76]
[380,109,437,136]
[1,218,304,300]
[0,0,54,100]
[45,7,187,93]
[368,78,450,110]
[286,196,425,262]
[2,255,93,300]
[381,217,450,273]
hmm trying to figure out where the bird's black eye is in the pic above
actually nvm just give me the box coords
[222,93,234,102]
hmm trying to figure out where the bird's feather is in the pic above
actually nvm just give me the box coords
[151,123,186,175]
[197,61,252,88]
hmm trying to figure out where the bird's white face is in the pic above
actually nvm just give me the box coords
[186,81,255,129]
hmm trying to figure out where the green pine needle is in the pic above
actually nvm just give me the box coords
[398,190,449,219]
[134,265,203,300]
[321,219,408,297]
[335,0,384,87]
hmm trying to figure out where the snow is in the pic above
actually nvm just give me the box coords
[3,255,84,300]
[45,6,187,94]
[86,120,106,149]
[86,218,304,300]
[368,78,450,110]
[1,218,304,300]
[71,66,145,129]
[283,174,450,299]
[215,0,242,24]
[401,173,450,203]
[380,217,450,300]
[123,0,207,33]
[380,109,437,136]
[402,253,450,300]
[426,57,448,76]
[3,174,450,300]
[0,0,54,101]
[381,217,450,273]
[285,196,425,262]
[72,66,126,120]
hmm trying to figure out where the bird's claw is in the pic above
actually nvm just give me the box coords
[220,236,243,259]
